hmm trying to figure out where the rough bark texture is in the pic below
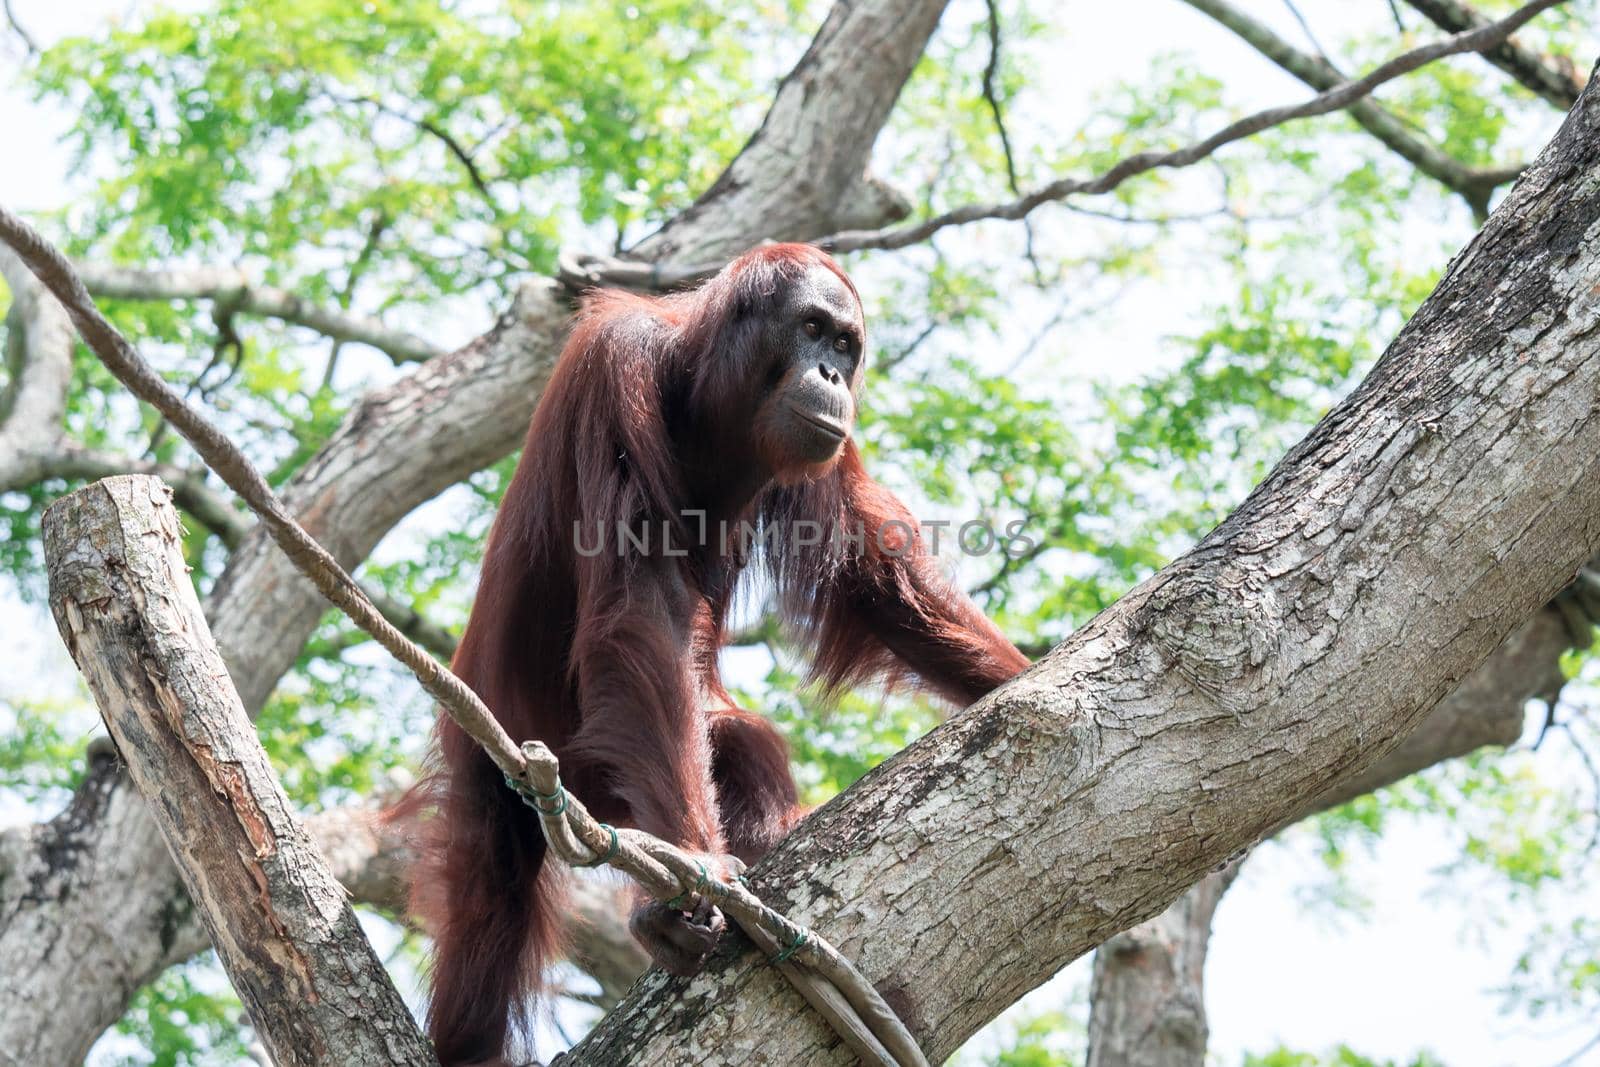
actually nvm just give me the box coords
[627,0,940,264]
[0,1,936,1058]
[566,79,1600,1066]
[1085,865,1240,1067]
[139,799,646,1003]
[40,476,435,1067]
[1082,603,1570,1067]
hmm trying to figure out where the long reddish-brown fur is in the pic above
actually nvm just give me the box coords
[413,245,1028,1065]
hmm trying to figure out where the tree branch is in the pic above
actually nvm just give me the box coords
[327,93,496,201]
[0,245,74,487]
[1180,0,1531,219]
[979,0,1042,281]
[626,0,943,264]
[1402,0,1585,109]
[75,263,444,364]
[1086,862,1242,1067]
[1,0,37,55]
[828,0,1558,253]
[42,477,435,1066]
[140,772,649,1010]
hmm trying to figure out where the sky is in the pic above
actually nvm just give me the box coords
[1,1,1596,1066]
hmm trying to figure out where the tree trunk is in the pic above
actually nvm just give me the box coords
[1086,864,1240,1067]
[41,476,434,1067]
[566,77,1600,1066]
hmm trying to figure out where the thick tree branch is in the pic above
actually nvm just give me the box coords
[1402,0,1585,108]
[136,775,648,1009]
[1181,0,1529,219]
[0,245,74,487]
[1086,863,1241,1067]
[75,263,445,365]
[1083,602,1571,1067]
[42,477,435,1066]
[567,71,1600,1064]
[626,0,939,264]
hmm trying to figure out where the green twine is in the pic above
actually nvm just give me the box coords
[575,824,620,868]
[506,774,567,816]
[666,862,710,910]
[770,925,809,965]
[503,775,620,868]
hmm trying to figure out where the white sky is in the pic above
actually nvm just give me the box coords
[1,2,1596,1066]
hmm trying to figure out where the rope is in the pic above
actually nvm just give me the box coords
[574,823,620,869]
[511,740,930,1067]
[770,925,810,965]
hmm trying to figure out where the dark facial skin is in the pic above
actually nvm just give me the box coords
[754,266,865,480]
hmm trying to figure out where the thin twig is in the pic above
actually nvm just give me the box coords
[0,204,929,1067]
[2,0,38,54]
[979,0,1043,284]
[1188,0,1524,220]
[1556,720,1600,856]
[1552,1028,1600,1067]
[1282,0,1332,60]
[329,92,496,200]
[1387,0,1407,33]
[322,209,392,388]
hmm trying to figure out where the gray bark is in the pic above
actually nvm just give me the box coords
[627,0,939,264]
[146,798,646,1006]
[74,263,445,364]
[41,476,434,1067]
[1086,865,1240,1067]
[0,244,74,486]
[1083,604,1570,1067]
[0,0,939,1058]
[565,78,1600,1066]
